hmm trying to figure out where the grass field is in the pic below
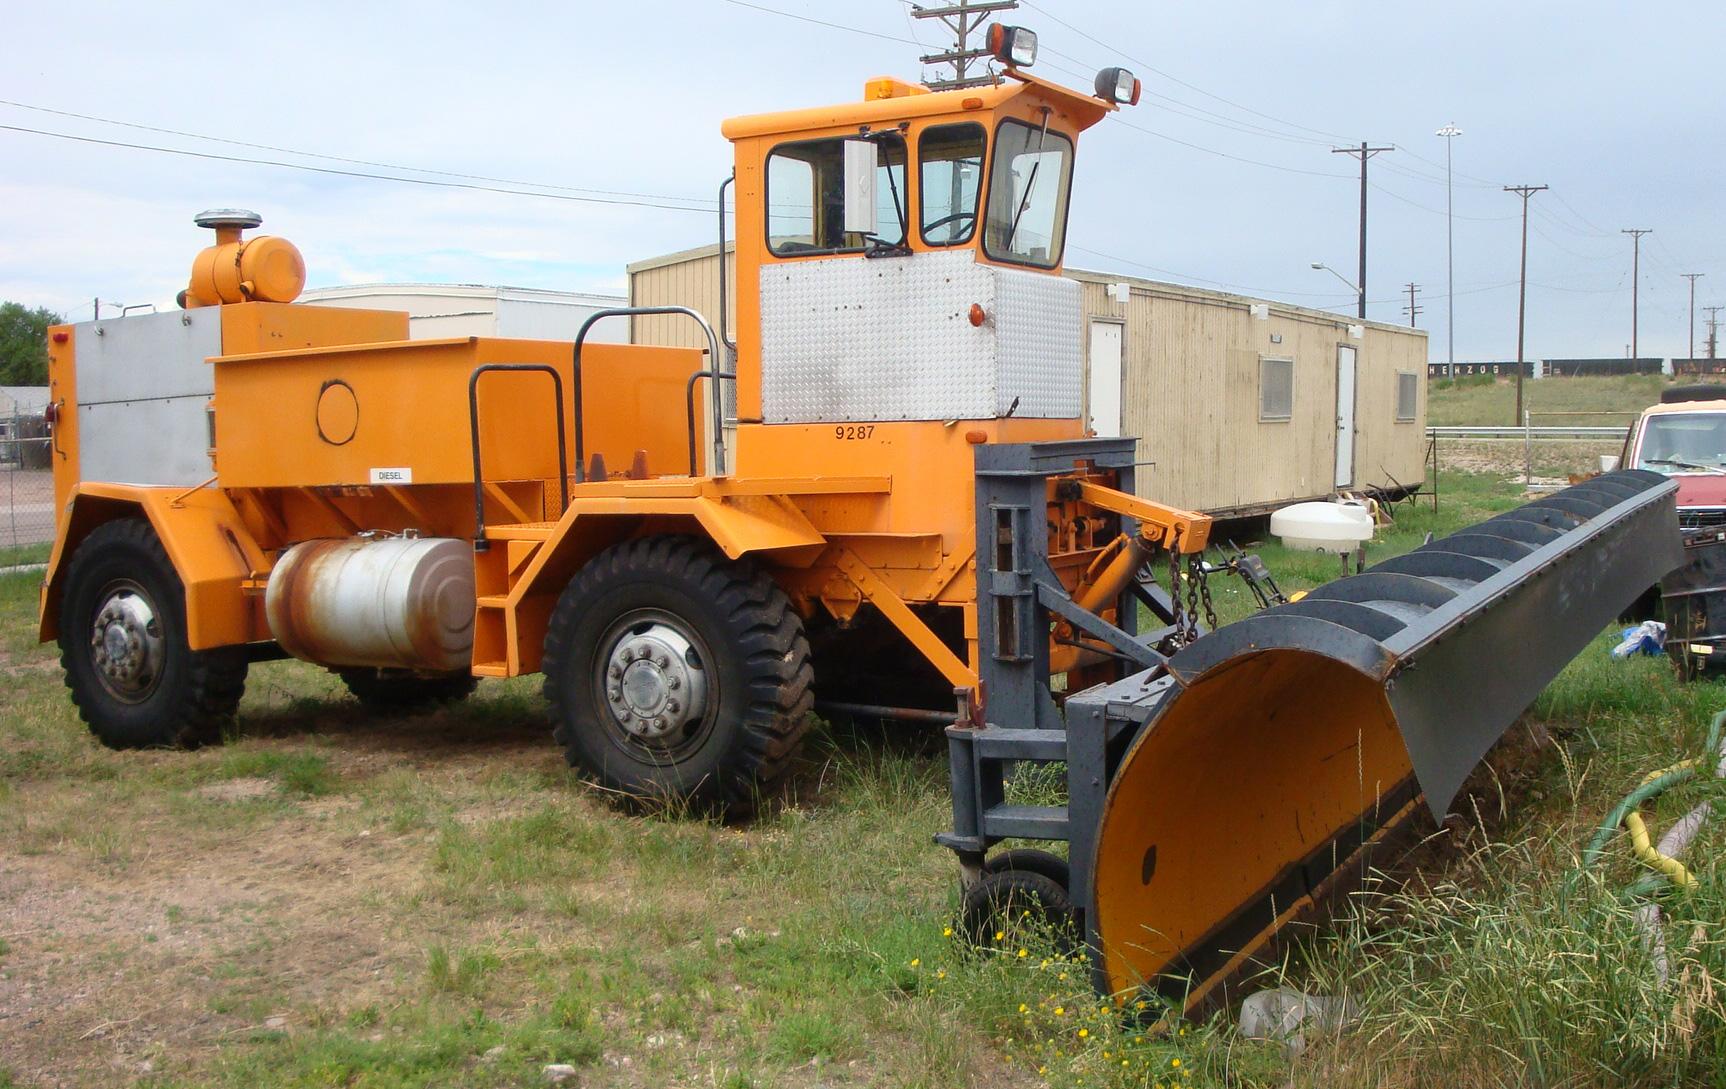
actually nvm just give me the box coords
[3,473,1724,1088]
[1425,372,1726,427]
[1422,373,1726,479]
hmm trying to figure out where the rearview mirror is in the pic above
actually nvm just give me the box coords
[842,140,877,235]
[1600,454,1622,472]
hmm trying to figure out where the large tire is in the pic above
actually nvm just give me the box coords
[540,535,813,815]
[59,518,248,749]
[338,668,479,712]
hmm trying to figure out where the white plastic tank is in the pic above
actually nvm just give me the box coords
[265,536,475,671]
[1270,500,1375,554]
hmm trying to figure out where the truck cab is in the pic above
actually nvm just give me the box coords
[1623,388,1726,528]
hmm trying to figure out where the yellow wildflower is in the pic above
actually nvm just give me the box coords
[942,926,953,938]
[1078,1028,1089,1038]
[1171,1058,1181,1069]
[1054,1006,1066,1016]
[910,958,920,967]
[1017,948,1028,959]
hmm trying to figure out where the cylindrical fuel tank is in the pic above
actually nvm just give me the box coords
[265,537,475,671]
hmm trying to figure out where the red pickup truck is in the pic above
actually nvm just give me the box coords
[1621,386,1726,673]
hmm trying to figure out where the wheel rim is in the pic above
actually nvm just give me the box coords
[88,578,165,703]
[592,608,713,761]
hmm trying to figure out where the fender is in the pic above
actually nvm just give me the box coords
[39,483,271,650]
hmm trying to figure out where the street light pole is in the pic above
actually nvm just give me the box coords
[1310,262,1360,303]
[1438,124,1462,378]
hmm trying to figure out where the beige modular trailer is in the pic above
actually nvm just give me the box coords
[627,244,1428,516]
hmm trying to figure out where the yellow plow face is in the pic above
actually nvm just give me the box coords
[1079,470,1684,1009]
[1093,649,1411,1004]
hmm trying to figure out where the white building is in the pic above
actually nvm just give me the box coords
[300,284,629,343]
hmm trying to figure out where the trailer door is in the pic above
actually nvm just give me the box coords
[1088,319,1123,438]
[1335,343,1357,489]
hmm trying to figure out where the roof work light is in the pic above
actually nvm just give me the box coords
[987,24,1038,68]
[1094,66,1141,105]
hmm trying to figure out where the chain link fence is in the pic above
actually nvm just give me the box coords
[1,412,54,562]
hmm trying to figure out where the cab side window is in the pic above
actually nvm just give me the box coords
[766,136,907,256]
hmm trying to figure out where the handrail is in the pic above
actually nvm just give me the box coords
[1427,425,1630,440]
[684,369,739,476]
[467,363,568,552]
[571,306,724,478]
[717,173,737,358]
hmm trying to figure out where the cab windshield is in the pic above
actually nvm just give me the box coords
[1636,412,1726,474]
[982,117,1074,268]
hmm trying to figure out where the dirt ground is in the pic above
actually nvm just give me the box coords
[0,699,577,1086]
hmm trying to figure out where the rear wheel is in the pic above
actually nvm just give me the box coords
[59,518,247,749]
[540,536,813,815]
[338,668,478,712]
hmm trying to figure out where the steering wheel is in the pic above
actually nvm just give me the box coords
[923,211,977,240]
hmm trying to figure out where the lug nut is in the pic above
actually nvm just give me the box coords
[668,677,681,690]
[654,654,669,669]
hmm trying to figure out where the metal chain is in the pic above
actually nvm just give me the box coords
[1183,554,1203,642]
[1165,537,1189,646]
[1192,554,1220,632]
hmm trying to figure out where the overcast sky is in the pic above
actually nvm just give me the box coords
[2,2,1721,362]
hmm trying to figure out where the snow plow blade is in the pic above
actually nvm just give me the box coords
[1088,470,1682,1008]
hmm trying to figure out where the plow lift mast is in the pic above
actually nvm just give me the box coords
[37,26,1680,1013]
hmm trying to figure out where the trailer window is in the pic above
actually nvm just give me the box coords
[983,118,1073,268]
[1396,372,1419,422]
[766,136,907,257]
[919,123,985,246]
[1259,357,1294,422]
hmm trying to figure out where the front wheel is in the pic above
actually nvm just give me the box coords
[540,536,813,815]
[59,518,248,749]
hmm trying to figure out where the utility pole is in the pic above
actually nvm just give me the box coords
[1705,306,1723,362]
[1622,229,1652,361]
[1437,123,1462,377]
[1505,185,1548,427]
[910,1,1018,90]
[1403,282,1423,328]
[1332,143,1393,319]
[1682,273,1704,364]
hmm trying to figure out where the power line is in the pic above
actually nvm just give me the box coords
[1332,143,1395,319]
[718,0,916,44]
[1622,228,1653,360]
[1505,185,1548,425]
[0,122,717,214]
[1018,0,1351,144]
[1403,282,1423,328]
[0,98,713,207]
[909,1,1017,90]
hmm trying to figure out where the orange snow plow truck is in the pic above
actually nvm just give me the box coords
[37,28,1682,1012]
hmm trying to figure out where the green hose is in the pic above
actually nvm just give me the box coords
[1581,768,1700,870]
[1580,709,1726,885]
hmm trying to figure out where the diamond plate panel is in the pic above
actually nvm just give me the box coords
[995,268,1083,418]
[759,250,1081,423]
